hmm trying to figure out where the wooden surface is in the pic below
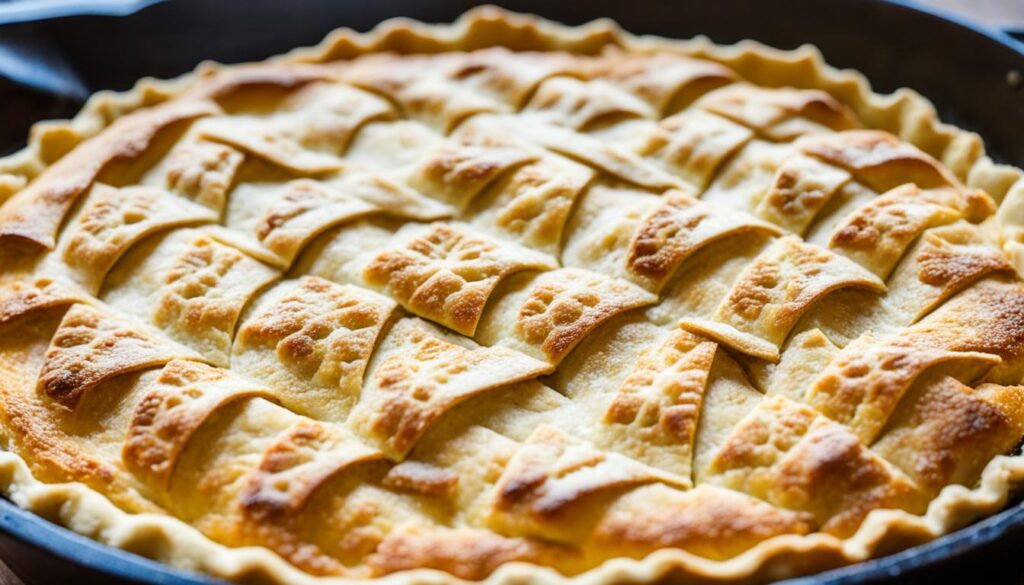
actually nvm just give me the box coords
[0,1,1020,584]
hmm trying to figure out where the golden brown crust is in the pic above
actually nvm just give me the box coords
[123,360,275,490]
[338,53,509,132]
[472,114,681,189]
[407,134,537,210]
[799,130,956,192]
[828,184,993,277]
[907,279,1024,370]
[0,308,154,510]
[363,223,556,336]
[590,484,814,561]
[349,319,551,459]
[516,268,657,363]
[898,224,1015,322]
[680,236,884,360]
[154,139,244,212]
[588,50,737,114]
[0,278,91,326]
[38,304,202,409]
[381,460,460,497]
[198,117,344,175]
[872,375,1024,495]
[0,7,1023,585]
[524,76,654,129]
[59,183,217,293]
[0,99,220,249]
[254,179,377,262]
[915,230,1013,289]
[275,81,397,153]
[152,234,280,365]
[369,525,562,580]
[755,154,851,234]
[697,85,860,141]
[627,191,780,291]
[706,396,923,536]
[805,333,1001,443]
[233,277,396,420]
[487,425,676,542]
[241,420,384,519]
[602,329,716,481]
[642,109,753,189]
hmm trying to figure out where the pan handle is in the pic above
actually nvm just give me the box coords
[0,0,168,102]
[0,29,89,102]
[0,0,167,26]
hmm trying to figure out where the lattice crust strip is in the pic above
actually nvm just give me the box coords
[2,7,1024,585]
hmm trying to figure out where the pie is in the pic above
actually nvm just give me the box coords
[1,7,1024,584]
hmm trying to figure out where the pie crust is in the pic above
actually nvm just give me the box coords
[2,7,1024,584]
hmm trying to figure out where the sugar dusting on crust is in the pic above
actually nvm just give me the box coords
[37,304,202,409]
[123,360,275,488]
[516,268,657,362]
[364,223,556,336]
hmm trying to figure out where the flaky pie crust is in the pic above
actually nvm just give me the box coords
[1,6,1024,584]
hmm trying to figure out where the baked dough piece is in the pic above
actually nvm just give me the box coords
[232,277,397,421]
[475,267,657,364]
[47,183,218,293]
[122,359,279,495]
[103,229,280,366]
[705,395,923,536]
[0,277,93,326]
[485,424,680,542]
[37,303,204,409]
[872,373,1024,497]
[679,235,885,360]
[361,222,557,336]
[464,153,595,255]
[0,99,221,248]
[1,8,1024,585]
[599,329,716,481]
[347,318,551,459]
[140,137,244,213]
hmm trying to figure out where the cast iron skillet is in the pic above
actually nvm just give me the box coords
[0,1,1022,583]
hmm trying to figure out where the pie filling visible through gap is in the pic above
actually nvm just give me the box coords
[2,7,1024,584]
